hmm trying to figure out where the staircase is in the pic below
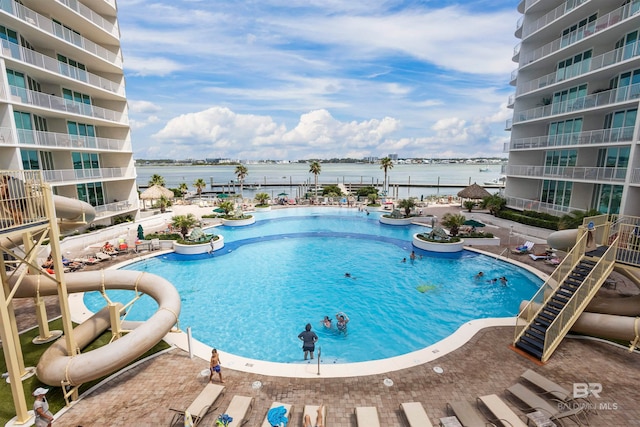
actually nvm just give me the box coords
[513,227,619,362]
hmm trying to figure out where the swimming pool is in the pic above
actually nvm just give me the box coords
[83,208,542,364]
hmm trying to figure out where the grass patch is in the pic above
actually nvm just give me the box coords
[0,318,170,424]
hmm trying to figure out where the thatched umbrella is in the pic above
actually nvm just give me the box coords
[140,185,174,210]
[457,183,491,200]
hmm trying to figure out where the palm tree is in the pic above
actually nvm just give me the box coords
[441,212,466,237]
[148,174,165,187]
[171,213,198,239]
[178,182,189,200]
[397,198,416,217]
[309,161,321,200]
[379,157,393,195]
[218,200,235,216]
[235,165,248,196]
[254,192,270,207]
[193,178,207,200]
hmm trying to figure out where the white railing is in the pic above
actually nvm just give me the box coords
[6,127,129,151]
[517,2,634,65]
[632,168,640,184]
[0,169,48,231]
[94,199,139,218]
[522,0,590,38]
[0,40,124,96]
[56,0,119,37]
[42,167,129,183]
[9,86,126,123]
[506,164,627,182]
[511,82,640,125]
[518,42,640,96]
[0,0,122,67]
[505,196,576,216]
[509,126,634,150]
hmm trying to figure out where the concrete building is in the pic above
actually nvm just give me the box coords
[0,0,137,224]
[505,0,640,217]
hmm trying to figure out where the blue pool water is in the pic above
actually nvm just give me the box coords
[83,208,542,364]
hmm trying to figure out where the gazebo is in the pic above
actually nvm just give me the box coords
[457,183,491,202]
[140,185,174,211]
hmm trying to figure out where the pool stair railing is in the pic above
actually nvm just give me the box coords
[513,223,618,362]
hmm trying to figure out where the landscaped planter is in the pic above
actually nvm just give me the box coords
[366,205,383,212]
[412,234,465,253]
[379,216,414,226]
[173,236,225,255]
[221,216,255,226]
[254,206,271,212]
[461,236,501,246]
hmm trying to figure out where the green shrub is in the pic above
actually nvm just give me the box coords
[416,234,461,243]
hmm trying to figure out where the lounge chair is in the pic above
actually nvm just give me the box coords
[476,394,527,427]
[511,241,534,254]
[446,400,493,427]
[260,401,293,427]
[355,406,380,427]
[218,395,253,427]
[529,252,552,261]
[94,251,112,262]
[303,405,326,427]
[400,402,434,427]
[505,383,588,426]
[168,383,225,426]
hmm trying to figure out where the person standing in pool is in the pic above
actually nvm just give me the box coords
[336,312,350,334]
[298,323,318,360]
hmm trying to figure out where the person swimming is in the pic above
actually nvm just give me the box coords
[322,316,332,328]
[336,312,349,334]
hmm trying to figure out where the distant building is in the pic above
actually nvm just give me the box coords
[388,154,399,161]
[505,0,640,217]
[0,1,137,223]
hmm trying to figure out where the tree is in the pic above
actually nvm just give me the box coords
[463,200,475,212]
[309,161,321,199]
[356,186,377,197]
[178,182,189,200]
[235,164,248,196]
[254,192,270,206]
[322,184,342,196]
[397,198,416,217]
[193,178,207,200]
[441,212,466,237]
[380,157,394,195]
[148,174,165,187]
[558,209,601,230]
[482,194,506,216]
[158,195,170,213]
[218,200,235,216]
[171,213,198,239]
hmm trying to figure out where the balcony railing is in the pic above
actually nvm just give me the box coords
[509,126,634,150]
[517,42,640,96]
[505,164,627,182]
[517,2,634,66]
[0,0,122,67]
[522,0,590,39]
[632,168,640,184]
[95,199,138,218]
[511,83,640,125]
[56,0,119,37]
[9,86,126,123]
[1,127,129,152]
[0,169,48,231]
[42,167,129,183]
[0,40,124,96]
[505,195,575,216]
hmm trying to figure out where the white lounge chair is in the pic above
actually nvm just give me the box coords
[355,406,380,427]
[400,402,434,427]
[261,401,293,427]
[168,383,225,426]
[220,395,253,427]
[511,241,534,254]
[303,405,326,427]
[476,394,527,427]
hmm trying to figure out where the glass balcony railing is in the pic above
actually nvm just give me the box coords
[95,199,139,218]
[509,126,634,150]
[632,168,640,184]
[56,0,119,37]
[9,86,127,123]
[505,195,574,216]
[0,40,124,96]
[505,164,627,182]
[1,127,130,152]
[42,167,130,183]
[0,0,122,67]
[522,0,590,39]
[511,83,640,125]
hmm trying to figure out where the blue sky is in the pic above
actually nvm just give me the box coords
[119,0,520,161]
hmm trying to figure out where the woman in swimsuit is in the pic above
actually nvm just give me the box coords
[336,312,349,334]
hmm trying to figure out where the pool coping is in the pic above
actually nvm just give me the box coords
[68,246,550,378]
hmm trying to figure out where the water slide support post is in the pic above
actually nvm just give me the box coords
[187,326,193,359]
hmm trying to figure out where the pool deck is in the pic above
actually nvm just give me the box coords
[11,204,640,426]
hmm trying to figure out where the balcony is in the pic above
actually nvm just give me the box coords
[511,83,640,125]
[1,127,130,152]
[631,168,640,184]
[42,167,130,184]
[1,40,124,96]
[517,42,640,97]
[521,0,590,39]
[505,164,627,182]
[509,126,634,150]
[9,86,127,124]
[1,0,122,67]
[56,0,119,38]
[507,93,516,108]
[505,195,575,216]
[519,3,632,66]
[94,199,139,218]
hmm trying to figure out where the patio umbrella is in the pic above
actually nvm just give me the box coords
[457,183,491,200]
[137,224,144,240]
[463,219,485,228]
[217,193,229,199]
[277,192,288,197]
[213,207,225,213]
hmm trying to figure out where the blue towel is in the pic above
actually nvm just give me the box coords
[267,406,288,427]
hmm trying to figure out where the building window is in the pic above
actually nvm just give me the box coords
[560,14,597,48]
[541,180,572,208]
[611,69,640,102]
[67,121,96,148]
[13,110,35,145]
[593,184,622,214]
[556,50,592,81]
[21,150,39,170]
[552,84,587,114]
[604,109,636,141]
[57,54,87,81]
[548,118,582,146]
[544,149,577,175]
[76,182,104,206]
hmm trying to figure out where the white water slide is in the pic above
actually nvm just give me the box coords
[7,195,181,386]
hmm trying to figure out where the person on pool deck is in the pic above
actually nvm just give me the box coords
[32,387,54,427]
[336,312,349,334]
[209,348,224,383]
[303,404,324,427]
[298,323,318,360]
[322,316,332,328]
